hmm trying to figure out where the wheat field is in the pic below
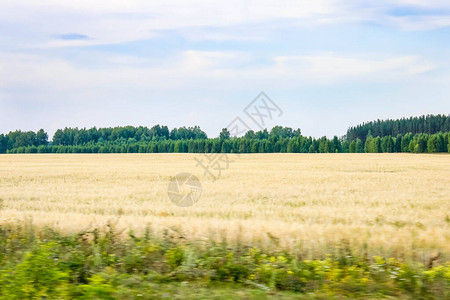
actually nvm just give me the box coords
[0,153,449,260]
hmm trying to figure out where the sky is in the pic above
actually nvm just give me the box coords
[1,0,450,139]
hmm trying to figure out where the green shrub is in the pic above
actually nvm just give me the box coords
[0,224,448,298]
[0,242,69,299]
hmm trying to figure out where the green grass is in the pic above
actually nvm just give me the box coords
[0,222,448,299]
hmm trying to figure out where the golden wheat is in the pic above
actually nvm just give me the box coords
[0,153,449,260]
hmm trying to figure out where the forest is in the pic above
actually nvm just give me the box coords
[346,114,449,142]
[1,115,449,154]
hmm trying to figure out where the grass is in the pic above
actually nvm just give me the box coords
[0,153,449,298]
[0,222,448,299]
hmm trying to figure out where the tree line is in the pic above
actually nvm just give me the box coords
[349,132,449,153]
[2,129,450,154]
[0,125,206,153]
[1,115,449,154]
[346,114,450,142]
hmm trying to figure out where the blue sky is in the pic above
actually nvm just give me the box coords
[0,0,449,138]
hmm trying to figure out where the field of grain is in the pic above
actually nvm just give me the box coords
[0,153,449,260]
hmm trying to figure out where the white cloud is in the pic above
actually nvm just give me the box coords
[1,0,450,50]
[1,1,449,139]
[0,0,336,47]
[389,0,450,9]
[388,15,450,31]
[0,50,436,95]
[274,55,434,79]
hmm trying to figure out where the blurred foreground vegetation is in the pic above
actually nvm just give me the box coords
[0,222,449,299]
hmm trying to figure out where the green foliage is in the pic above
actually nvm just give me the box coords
[349,141,357,153]
[428,132,446,153]
[347,114,450,142]
[2,122,450,154]
[0,223,449,299]
[165,247,185,269]
[76,273,116,299]
[219,128,231,140]
[364,135,382,153]
[0,242,70,299]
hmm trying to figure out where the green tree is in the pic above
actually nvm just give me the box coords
[394,135,402,152]
[364,135,373,153]
[36,129,48,146]
[373,137,382,153]
[341,140,349,153]
[413,134,428,153]
[244,130,256,139]
[256,129,269,140]
[331,136,342,153]
[382,136,394,153]
[0,134,7,153]
[355,139,364,153]
[349,141,357,153]
[238,139,247,153]
[250,140,259,153]
[221,140,231,153]
[427,133,445,153]
[318,137,329,153]
[174,141,182,153]
[219,128,230,140]
[212,139,221,153]
[287,138,300,153]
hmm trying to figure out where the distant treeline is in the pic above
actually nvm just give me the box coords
[0,125,206,153]
[1,115,450,154]
[346,114,450,142]
[1,128,450,154]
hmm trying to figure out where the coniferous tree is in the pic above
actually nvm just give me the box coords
[394,135,402,152]
[0,134,7,154]
[346,114,449,142]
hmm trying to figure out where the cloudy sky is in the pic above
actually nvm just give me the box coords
[1,0,449,138]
